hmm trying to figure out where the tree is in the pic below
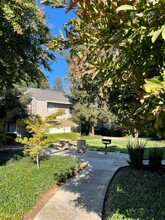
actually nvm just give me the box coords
[51,77,65,93]
[16,109,64,168]
[42,0,165,138]
[67,49,115,136]
[0,0,54,90]
[28,74,50,90]
[0,87,31,147]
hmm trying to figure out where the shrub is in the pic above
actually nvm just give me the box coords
[127,140,147,170]
[148,147,163,171]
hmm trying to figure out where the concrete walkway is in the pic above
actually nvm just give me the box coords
[34,150,129,220]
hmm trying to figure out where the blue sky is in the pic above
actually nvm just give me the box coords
[37,1,75,87]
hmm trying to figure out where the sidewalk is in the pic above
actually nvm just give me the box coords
[33,150,129,220]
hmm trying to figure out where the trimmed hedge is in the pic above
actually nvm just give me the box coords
[0,156,80,219]
[47,132,79,143]
[103,167,165,220]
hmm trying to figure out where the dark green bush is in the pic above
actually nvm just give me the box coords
[0,156,80,219]
[148,147,163,171]
[127,140,147,170]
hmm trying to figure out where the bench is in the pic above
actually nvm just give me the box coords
[51,142,63,150]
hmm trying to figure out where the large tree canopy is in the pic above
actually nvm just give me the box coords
[0,0,54,89]
[42,0,165,137]
[66,50,115,136]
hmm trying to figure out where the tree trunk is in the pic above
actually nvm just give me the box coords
[36,154,40,169]
[79,121,82,136]
[89,124,95,136]
[134,129,139,139]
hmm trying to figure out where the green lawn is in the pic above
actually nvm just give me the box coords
[103,167,165,220]
[0,155,80,220]
[86,138,165,159]
[47,132,79,143]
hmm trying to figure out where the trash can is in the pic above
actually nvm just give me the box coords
[77,139,86,153]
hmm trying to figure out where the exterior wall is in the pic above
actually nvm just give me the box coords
[29,99,73,134]
[48,127,71,134]
[32,100,72,119]
[52,103,71,120]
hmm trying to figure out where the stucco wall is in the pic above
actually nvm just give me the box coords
[31,99,71,120]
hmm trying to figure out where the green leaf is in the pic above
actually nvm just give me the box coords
[151,28,162,43]
[116,5,135,12]
[145,78,163,86]
[40,0,52,5]
[162,26,165,40]
[59,29,65,40]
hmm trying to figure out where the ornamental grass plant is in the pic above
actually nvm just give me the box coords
[127,140,147,170]
[148,147,163,171]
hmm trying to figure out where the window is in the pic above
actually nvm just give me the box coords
[6,123,17,133]
[47,102,56,113]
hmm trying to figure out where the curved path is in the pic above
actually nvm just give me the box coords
[34,150,129,220]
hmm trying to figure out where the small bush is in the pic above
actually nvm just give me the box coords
[127,140,147,170]
[148,147,163,171]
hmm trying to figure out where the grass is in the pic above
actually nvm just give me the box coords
[0,155,80,220]
[103,167,165,220]
[47,132,79,143]
[86,138,165,159]
[81,135,102,140]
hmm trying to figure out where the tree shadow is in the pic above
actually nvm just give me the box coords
[0,149,24,165]
[51,151,128,218]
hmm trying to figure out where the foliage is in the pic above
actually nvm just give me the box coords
[72,103,99,135]
[127,140,146,169]
[67,51,115,136]
[103,168,165,220]
[71,96,115,136]
[16,109,64,168]
[148,147,163,170]
[0,88,31,147]
[0,0,54,90]
[51,77,65,93]
[42,0,165,138]
[47,132,79,143]
[0,156,80,220]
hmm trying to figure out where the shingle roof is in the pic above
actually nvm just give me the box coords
[27,88,72,104]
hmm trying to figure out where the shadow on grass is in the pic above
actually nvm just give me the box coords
[0,149,24,166]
